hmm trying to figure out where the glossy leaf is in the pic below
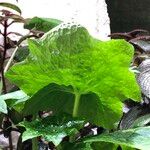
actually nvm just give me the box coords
[24,17,62,32]
[0,90,29,112]
[6,23,141,128]
[84,126,150,150]
[0,2,21,14]
[19,115,84,146]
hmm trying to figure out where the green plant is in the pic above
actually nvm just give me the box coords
[0,2,150,150]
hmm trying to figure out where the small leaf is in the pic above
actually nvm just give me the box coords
[19,115,84,146]
[0,98,7,114]
[0,2,21,14]
[5,14,25,23]
[84,126,150,150]
[0,90,29,112]
[24,17,62,32]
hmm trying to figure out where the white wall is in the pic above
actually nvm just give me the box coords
[0,0,110,40]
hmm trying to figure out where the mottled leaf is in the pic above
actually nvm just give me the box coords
[84,126,150,150]
[6,23,141,128]
[19,115,84,146]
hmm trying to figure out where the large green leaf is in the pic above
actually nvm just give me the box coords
[6,23,141,128]
[83,126,150,150]
[24,17,62,32]
[0,2,21,14]
[23,83,122,128]
[19,115,84,146]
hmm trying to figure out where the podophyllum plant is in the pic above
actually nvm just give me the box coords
[0,2,150,150]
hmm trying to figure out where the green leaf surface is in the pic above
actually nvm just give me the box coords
[0,90,29,112]
[84,126,150,150]
[0,98,7,114]
[0,2,21,14]
[6,23,141,128]
[59,142,92,150]
[23,83,122,128]
[121,145,136,150]
[91,142,117,150]
[19,115,84,146]
[24,17,62,32]
[14,46,29,62]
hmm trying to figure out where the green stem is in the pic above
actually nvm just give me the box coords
[73,93,81,117]
[32,115,38,150]
[32,138,38,150]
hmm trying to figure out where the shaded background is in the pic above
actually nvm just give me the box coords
[106,0,150,32]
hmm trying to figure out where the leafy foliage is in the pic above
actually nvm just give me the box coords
[83,126,150,150]
[6,23,141,128]
[19,115,85,146]
[0,2,21,14]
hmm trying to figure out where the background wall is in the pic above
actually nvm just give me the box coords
[0,0,110,40]
[106,0,150,32]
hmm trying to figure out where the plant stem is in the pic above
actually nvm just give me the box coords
[4,46,18,73]
[0,21,13,150]
[32,115,38,150]
[73,92,81,117]
[8,133,13,150]
[0,20,7,94]
[32,138,38,150]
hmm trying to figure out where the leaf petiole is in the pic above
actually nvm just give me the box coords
[73,92,81,117]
